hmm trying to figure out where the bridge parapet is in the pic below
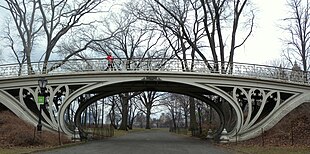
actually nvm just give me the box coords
[0,58,308,83]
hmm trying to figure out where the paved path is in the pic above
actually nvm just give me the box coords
[35,130,233,154]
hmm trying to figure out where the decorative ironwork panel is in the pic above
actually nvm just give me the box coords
[232,86,297,134]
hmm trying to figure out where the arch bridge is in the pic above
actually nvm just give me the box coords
[0,58,309,141]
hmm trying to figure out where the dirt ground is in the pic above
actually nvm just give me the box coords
[0,111,71,148]
[236,103,310,146]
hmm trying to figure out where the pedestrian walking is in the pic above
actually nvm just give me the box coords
[105,52,113,71]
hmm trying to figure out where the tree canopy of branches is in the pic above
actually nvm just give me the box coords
[0,0,42,74]
[127,0,255,73]
[90,11,170,64]
[0,0,108,74]
[281,0,310,71]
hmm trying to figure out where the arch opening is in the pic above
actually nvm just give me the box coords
[60,80,239,139]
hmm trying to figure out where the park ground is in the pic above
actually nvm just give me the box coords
[0,103,309,154]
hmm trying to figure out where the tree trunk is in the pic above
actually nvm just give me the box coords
[189,97,198,131]
[119,94,129,130]
[109,98,117,129]
[198,105,202,135]
[171,109,177,131]
[101,101,104,127]
[184,110,188,129]
[145,107,151,129]
[128,115,134,130]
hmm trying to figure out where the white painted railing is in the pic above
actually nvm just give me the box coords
[0,58,308,83]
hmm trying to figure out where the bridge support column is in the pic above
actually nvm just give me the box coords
[220,128,229,143]
[206,129,213,139]
[72,127,80,141]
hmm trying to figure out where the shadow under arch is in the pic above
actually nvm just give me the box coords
[72,80,230,139]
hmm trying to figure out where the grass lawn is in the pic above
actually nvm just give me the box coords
[0,147,45,154]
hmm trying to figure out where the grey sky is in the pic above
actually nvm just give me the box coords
[235,0,287,64]
[0,0,288,65]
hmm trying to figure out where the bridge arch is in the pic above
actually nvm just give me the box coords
[58,77,243,138]
[72,81,229,138]
[1,70,310,141]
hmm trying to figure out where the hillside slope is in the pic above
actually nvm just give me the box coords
[240,103,310,146]
[0,111,70,147]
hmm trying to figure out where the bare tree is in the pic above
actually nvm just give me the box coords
[0,0,110,74]
[267,58,290,68]
[128,0,254,131]
[173,94,190,128]
[89,11,168,130]
[1,20,26,75]
[91,11,168,67]
[164,98,178,130]
[162,93,189,130]
[128,0,206,133]
[118,93,130,130]
[37,0,106,73]
[127,98,140,129]
[135,112,146,128]
[165,94,197,132]
[127,0,210,70]
[281,0,310,72]
[117,92,142,130]
[138,91,163,129]
[0,0,42,74]
[200,0,254,72]
[106,95,121,129]
[128,0,255,73]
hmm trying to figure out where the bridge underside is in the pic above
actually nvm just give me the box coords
[73,80,228,138]
[1,72,310,141]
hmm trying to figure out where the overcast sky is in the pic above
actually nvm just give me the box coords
[235,0,287,65]
[0,0,288,65]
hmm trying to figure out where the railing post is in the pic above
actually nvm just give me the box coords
[253,64,256,76]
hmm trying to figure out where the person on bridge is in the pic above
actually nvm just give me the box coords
[105,52,114,71]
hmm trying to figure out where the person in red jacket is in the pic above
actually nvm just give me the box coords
[106,52,113,71]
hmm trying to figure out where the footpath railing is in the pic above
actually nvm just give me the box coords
[0,58,308,83]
